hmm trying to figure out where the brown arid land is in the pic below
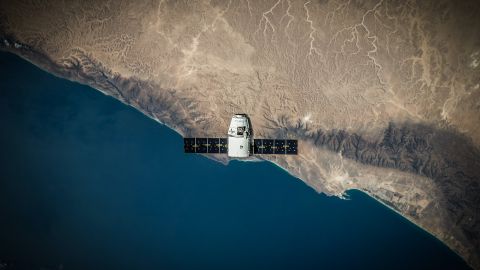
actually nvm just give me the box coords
[1,0,479,268]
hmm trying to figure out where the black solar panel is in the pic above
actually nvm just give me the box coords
[208,138,220,153]
[253,139,263,154]
[219,138,228,153]
[286,140,298,155]
[274,140,286,154]
[184,138,196,153]
[262,139,274,154]
[250,139,298,155]
[196,138,208,153]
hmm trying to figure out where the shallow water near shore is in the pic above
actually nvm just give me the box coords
[0,52,471,269]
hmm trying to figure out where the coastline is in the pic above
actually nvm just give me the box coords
[0,44,474,269]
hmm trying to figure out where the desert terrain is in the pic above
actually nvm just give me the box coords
[1,0,479,268]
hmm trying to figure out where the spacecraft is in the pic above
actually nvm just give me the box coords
[184,114,298,157]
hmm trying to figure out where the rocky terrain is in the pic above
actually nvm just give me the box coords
[1,0,479,268]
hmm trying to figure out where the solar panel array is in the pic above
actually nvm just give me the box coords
[184,138,297,155]
[184,138,228,154]
[253,139,298,155]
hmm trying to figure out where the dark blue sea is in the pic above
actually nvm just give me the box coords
[0,52,471,270]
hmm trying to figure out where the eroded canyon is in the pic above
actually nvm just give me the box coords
[1,0,479,268]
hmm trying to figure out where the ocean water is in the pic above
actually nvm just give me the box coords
[0,52,471,270]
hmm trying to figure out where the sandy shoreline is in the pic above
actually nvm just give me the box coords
[0,42,475,269]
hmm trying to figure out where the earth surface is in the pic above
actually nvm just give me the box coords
[0,0,479,268]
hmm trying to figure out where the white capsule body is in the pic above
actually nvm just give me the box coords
[227,114,251,158]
